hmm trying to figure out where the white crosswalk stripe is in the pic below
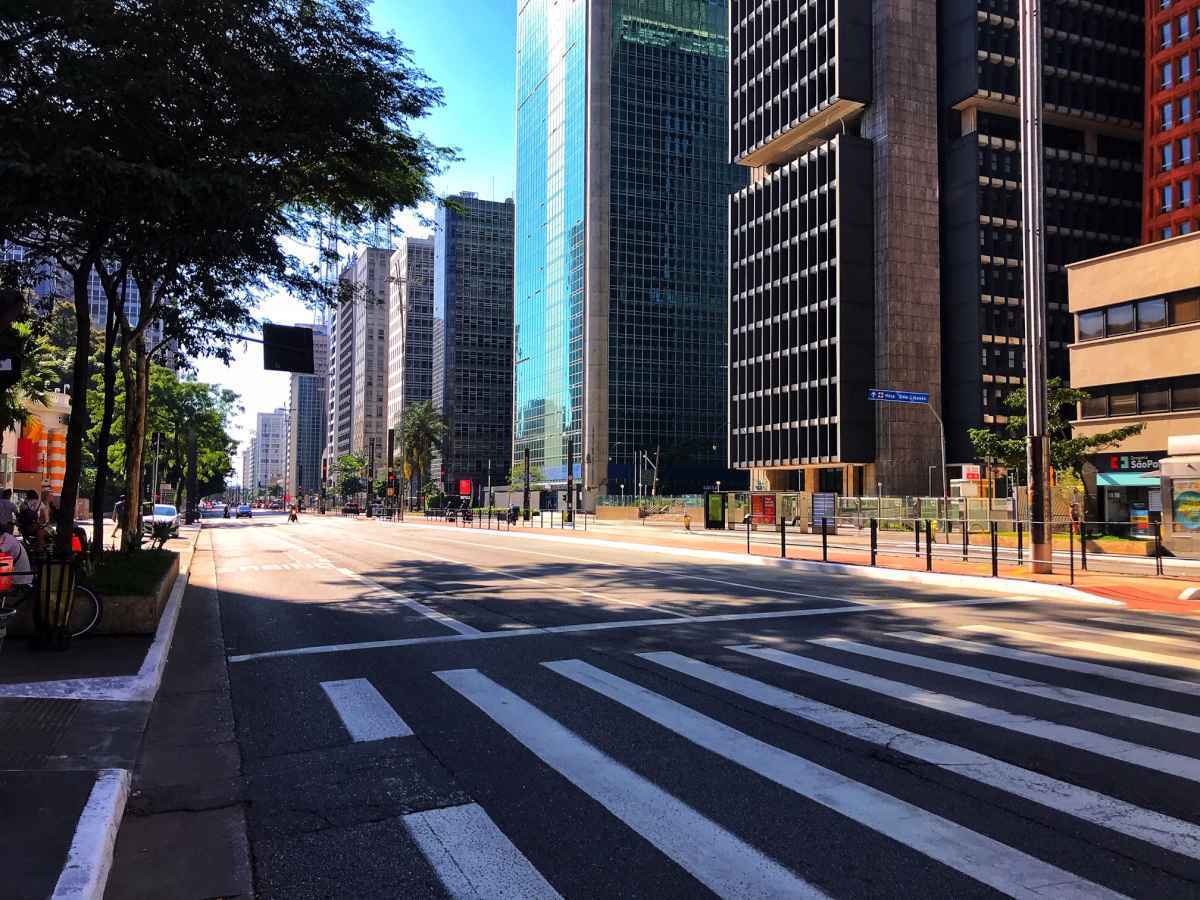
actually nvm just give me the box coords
[403,803,562,899]
[811,635,1200,734]
[732,644,1200,783]
[546,659,1126,900]
[436,667,829,899]
[956,623,1200,677]
[320,678,412,742]
[637,650,1200,858]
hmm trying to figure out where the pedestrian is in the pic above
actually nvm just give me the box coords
[0,523,34,588]
[288,504,298,523]
[0,489,17,528]
[17,489,47,551]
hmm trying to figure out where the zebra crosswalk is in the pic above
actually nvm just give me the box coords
[300,622,1200,897]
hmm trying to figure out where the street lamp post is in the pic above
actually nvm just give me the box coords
[1019,0,1053,572]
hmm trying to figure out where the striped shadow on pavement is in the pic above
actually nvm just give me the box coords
[545,659,1125,900]
[732,645,1200,784]
[319,678,412,742]
[403,803,562,899]
[436,668,830,900]
[637,650,1200,859]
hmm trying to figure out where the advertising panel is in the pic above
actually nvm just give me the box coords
[1174,479,1200,531]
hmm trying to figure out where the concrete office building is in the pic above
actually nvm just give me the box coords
[1068,234,1200,547]
[1144,0,1200,241]
[431,194,514,495]
[286,324,329,499]
[325,297,355,466]
[242,442,255,494]
[514,0,745,500]
[386,237,435,435]
[347,247,392,477]
[729,0,1144,495]
[254,408,287,489]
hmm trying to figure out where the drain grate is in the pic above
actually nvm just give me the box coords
[0,698,81,767]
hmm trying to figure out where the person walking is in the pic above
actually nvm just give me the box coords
[112,495,126,549]
[0,489,17,529]
[17,490,47,551]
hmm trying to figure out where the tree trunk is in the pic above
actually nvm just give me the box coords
[91,306,119,557]
[56,265,94,556]
[121,333,150,550]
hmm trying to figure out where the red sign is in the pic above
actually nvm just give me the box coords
[457,479,472,497]
[750,494,776,525]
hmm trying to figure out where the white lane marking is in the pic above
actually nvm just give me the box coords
[548,659,1123,900]
[924,627,1200,698]
[1080,619,1200,647]
[320,678,413,741]
[642,651,1200,859]
[957,623,1200,674]
[815,635,1200,736]
[51,768,131,900]
[227,596,1024,663]
[332,567,480,635]
[403,803,562,899]
[436,668,826,899]
[735,645,1200,784]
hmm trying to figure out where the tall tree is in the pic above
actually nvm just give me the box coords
[399,401,446,505]
[2,1,450,553]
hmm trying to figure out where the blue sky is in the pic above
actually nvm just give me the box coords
[199,0,518,474]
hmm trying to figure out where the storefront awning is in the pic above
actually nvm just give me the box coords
[1097,472,1160,487]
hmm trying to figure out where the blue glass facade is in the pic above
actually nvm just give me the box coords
[514,0,742,494]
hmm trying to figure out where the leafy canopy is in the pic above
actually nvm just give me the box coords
[967,378,1145,480]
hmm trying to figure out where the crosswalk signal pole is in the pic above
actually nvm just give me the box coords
[1019,0,1053,573]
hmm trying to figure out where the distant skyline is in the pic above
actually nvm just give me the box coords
[198,0,518,480]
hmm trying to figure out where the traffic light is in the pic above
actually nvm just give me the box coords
[386,470,397,497]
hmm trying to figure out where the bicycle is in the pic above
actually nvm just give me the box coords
[0,543,103,638]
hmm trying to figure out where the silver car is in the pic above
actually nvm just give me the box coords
[143,503,180,537]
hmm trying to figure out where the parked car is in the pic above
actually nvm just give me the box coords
[143,503,180,537]
[236,504,253,519]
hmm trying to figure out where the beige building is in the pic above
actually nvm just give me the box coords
[1068,233,1200,542]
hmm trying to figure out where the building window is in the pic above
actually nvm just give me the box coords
[1163,184,1175,210]
[1141,381,1171,412]
[1182,136,1194,163]
[1109,388,1138,417]
[1163,102,1174,131]
[1183,96,1193,124]
[1081,390,1107,418]
[1105,303,1135,335]
[1164,61,1174,88]
[1176,376,1200,410]
[1183,54,1193,82]
[1138,296,1169,330]
[1172,291,1200,323]
[1164,226,1175,239]
[1164,142,1175,170]
[1078,310,1105,340]
[1164,22,1174,47]
[1184,178,1195,207]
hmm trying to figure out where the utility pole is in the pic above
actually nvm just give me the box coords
[566,438,574,523]
[523,446,531,521]
[367,437,376,517]
[1019,0,1053,572]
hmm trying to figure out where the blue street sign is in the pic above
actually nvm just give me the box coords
[868,389,930,404]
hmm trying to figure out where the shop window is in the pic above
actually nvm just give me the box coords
[1106,303,1135,335]
[1137,296,1168,330]
[1171,292,1200,323]
[1142,381,1172,412]
[1081,389,1108,418]
[1176,376,1200,410]
[1109,388,1138,417]
[1077,310,1105,340]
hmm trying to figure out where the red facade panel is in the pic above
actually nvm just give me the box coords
[1145,0,1200,241]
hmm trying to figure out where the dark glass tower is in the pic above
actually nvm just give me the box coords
[940,0,1143,460]
[433,194,515,496]
[514,0,745,498]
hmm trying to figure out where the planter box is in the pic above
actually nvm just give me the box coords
[6,552,179,636]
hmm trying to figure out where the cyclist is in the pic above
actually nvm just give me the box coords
[17,489,47,551]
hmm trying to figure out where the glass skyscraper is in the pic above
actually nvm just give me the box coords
[514,0,744,498]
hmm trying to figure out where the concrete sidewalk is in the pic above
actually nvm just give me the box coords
[0,526,200,900]
[399,515,1200,617]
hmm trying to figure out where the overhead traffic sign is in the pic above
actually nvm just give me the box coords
[868,389,930,404]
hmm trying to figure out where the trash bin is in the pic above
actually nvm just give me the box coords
[32,558,76,652]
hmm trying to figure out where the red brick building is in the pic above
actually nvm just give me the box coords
[1146,0,1200,240]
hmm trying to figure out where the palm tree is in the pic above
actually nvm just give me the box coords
[399,401,446,507]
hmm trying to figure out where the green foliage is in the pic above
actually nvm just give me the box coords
[967,378,1145,480]
[509,460,546,491]
[334,452,367,498]
[398,401,447,497]
[0,319,60,436]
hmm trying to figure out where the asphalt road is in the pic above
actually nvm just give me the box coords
[212,512,1200,899]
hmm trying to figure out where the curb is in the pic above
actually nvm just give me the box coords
[1181,587,1200,601]
[0,525,202,701]
[382,520,1123,608]
[50,769,131,900]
